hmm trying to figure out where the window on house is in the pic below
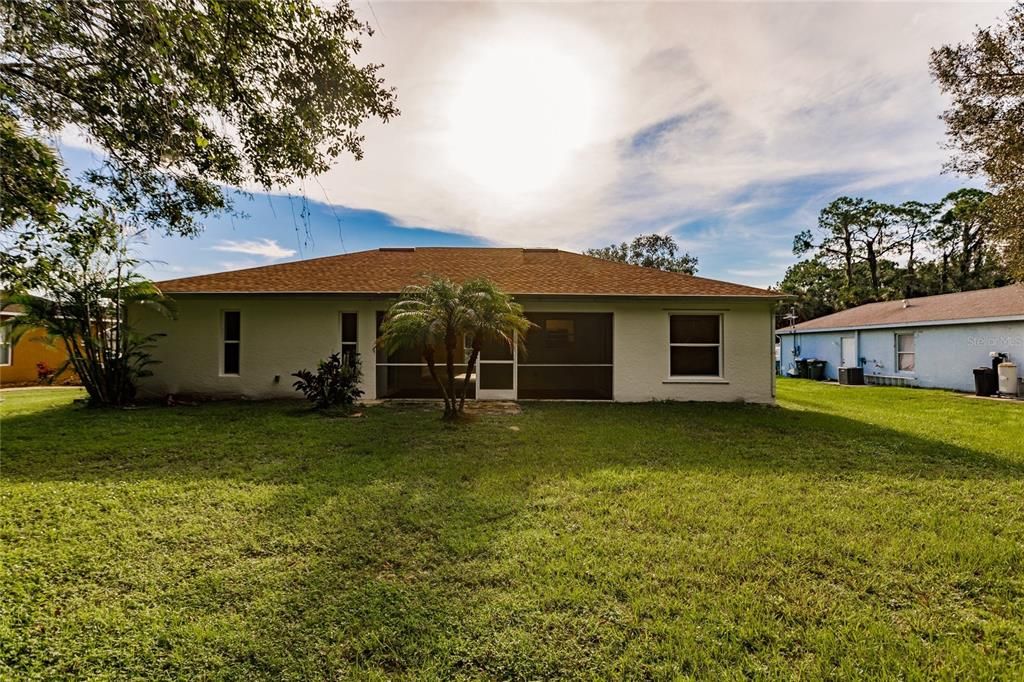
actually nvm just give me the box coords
[222,311,240,375]
[0,325,11,366]
[340,312,358,365]
[543,319,575,348]
[669,314,722,377]
[896,333,915,372]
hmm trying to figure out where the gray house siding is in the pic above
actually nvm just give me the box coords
[779,320,1024,392]
[778,330,843,379]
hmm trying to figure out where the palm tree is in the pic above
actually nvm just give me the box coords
[376,277,532,419]
[456,279,532,411]
[7,280,172,406]
[4,212,175,406]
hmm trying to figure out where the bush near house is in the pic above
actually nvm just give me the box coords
[291,353,364,410]
[1,381,1023,678]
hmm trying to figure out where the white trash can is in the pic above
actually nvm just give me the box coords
[998,362,1018,396]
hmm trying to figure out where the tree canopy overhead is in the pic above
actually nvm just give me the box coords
[0,0,398,237]
[931,3,1024,277]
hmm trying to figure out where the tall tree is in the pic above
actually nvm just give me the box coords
[893,200,938,297]
[585,234,698,274]
[794,196,869,301]
[0,0,398,237]
[777,257,848,323]
[932,188,1005,291]
[931,3,1024,278]
[783,189,1012,321]
[849,200,903,298]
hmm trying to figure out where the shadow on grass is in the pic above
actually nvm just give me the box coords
[4,395,1024,677]
[3,396,1022,485]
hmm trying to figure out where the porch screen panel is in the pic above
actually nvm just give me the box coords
[518,313,612,400]
[375,365,476,399]
[375,311,476,398]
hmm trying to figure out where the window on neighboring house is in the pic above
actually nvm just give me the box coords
[669,314,722,377]
[340,312,358,365]
[0,325,11,366]
[896,332,915,372]
[222,311,240,375]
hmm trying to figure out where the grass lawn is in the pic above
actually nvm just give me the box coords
[2,381,1023,679]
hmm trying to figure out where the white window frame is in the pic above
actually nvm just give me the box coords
[0,324,11,367]
[221,310,241,376]
[667,312,724,381]
[896,332,916,373]
[339,311,358,365]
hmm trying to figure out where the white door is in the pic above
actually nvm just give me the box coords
[475,333,516,400]
[841,336,857,367]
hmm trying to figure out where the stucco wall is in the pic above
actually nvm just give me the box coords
[779,320,1024,392]
[777,329,844,380]
[131,295,777,403]
[0,326,78,387]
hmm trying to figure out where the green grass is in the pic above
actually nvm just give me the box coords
[2,381,1023,679]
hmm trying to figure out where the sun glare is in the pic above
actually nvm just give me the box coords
[444,25,609,201]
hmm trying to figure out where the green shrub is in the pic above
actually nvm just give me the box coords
[291,353,364,410]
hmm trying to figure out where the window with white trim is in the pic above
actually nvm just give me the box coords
[222,311,240,375]
[669,314,722,377]
[896,332,915,372]
[0,325,11,366]
[340,312,358,366]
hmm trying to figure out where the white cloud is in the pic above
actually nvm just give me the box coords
[56,1,1012,286]
[294,1,1007,248]
[210,238,296,259]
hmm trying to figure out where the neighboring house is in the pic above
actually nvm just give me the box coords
[134,247,784,403]
[0,305,77,387]
[777,284,1024,391]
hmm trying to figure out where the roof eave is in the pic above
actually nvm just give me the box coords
[158,289,785,299]
[778,313,1024,334]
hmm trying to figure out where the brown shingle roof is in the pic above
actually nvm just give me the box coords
[157,247,780,298]
[780,284,1024,333]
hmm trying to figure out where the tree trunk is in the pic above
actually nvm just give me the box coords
[904,240,917,298]
[866,241,880,295]
[959,225,971,289]
[459,346,480,412]
[423,347,451,416]
[843,230,854,288]
[444,332,457,419]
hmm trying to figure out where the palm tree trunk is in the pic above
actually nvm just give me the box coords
[459,347,479,412]
[444,332,457,419]
[423,347,452,416]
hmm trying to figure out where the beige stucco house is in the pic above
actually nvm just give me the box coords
[133,247,784,403]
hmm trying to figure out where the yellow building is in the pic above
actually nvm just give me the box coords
[0,307,78,387]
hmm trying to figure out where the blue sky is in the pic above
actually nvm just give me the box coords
[62,2,1008,288]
